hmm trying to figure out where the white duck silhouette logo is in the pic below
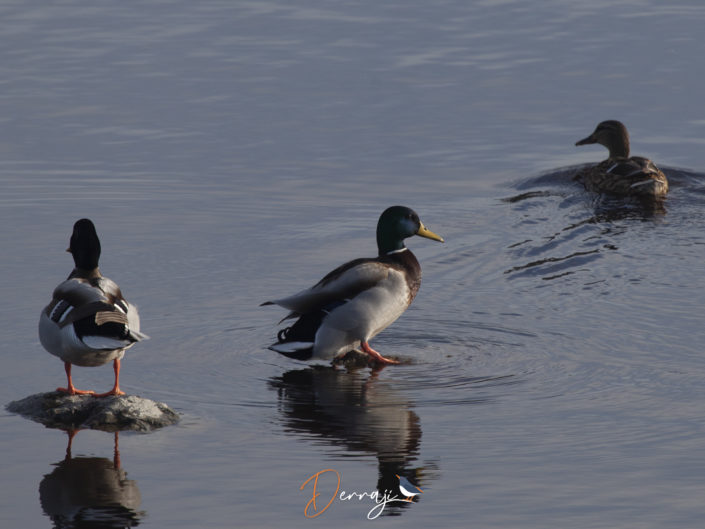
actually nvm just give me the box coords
[396,474,423,501]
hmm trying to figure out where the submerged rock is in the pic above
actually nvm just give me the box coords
[333,348,374,368]
[332,348,406,368]
[6,392,179,432]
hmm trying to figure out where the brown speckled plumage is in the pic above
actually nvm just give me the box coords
[575,120,668,198]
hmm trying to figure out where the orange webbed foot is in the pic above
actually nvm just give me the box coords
[360,341,400,365]
[57,386,95,396]
[93,388,125,398]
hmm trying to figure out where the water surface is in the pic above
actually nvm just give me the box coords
[2,1,705,527]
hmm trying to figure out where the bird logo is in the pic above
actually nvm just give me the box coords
[396,474,423,501]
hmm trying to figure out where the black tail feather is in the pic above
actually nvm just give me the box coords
[272,301,348,361]
[277,313,322,344]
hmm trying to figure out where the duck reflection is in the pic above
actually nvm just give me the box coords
[269,366,427,515]
[503,171,669,281]
[40,430,143,528]
[505,181,667,221]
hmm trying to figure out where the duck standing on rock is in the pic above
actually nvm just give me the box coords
[262,206,444,365]
[575,120,668,198]
[39,219,148,397]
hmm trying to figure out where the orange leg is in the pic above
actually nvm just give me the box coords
[65,429,79,460]
[94,358,126,397]
[360,341,399,365]
[57,362,95,395]
[113,431,121,469]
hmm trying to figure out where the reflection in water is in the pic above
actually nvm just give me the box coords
[507,165,669,219]
[39,430,143,529]
[503,166,674,281]
[269,367,429,516]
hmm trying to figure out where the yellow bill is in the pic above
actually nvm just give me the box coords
[416,222,444,243]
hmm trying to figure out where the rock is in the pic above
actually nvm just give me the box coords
[332,348,404,368]
[333,349,374,368]
[6,392,180,432]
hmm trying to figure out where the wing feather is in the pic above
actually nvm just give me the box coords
[264,258,390,314]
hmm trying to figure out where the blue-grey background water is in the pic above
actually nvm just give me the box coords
[2,1,705,527]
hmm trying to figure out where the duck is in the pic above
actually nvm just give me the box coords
[262,206,444,365]
[38,219,148,397]
[574,120,668,198]
[397,474,424,501]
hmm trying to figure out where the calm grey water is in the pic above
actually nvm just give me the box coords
[2,1,705,527]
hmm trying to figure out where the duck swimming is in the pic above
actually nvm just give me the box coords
[575,120,668,198]
[262,206,444,365]
[39,219,148,396]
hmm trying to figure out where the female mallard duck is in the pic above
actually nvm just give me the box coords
[262,206,444,365]
[39,219,148,396]
[575,120,668,198]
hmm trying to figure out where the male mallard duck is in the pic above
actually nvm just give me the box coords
[575,120,668,198]
[38,219,148,396]
[262,206,444,365]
